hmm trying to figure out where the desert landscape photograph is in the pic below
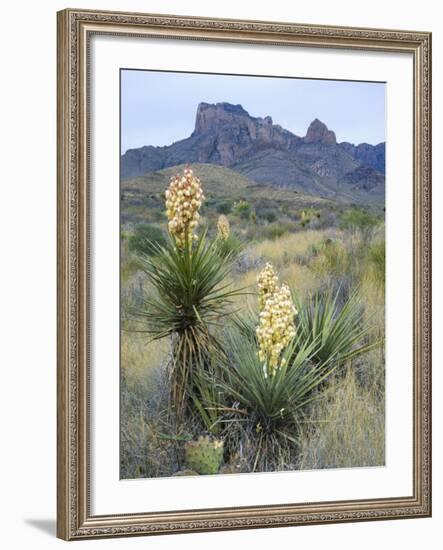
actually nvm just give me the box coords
[119,69,386,479]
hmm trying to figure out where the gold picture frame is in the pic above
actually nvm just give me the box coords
[57,8,432,540]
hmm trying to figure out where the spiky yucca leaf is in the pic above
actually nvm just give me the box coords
[293,288,379,366]
[133,230,246,417]
[217,331,333,425]
[135,231,243,336]
[206,330,337,471]
[214,233,243,260]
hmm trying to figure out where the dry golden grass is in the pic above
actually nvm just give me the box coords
[121,331,169,387]
[229,229,328,308]
[297,369,385,470]
[121,252,170,392]
[251,229,328,267]
[279,262,321,295]
[360,273,385,340]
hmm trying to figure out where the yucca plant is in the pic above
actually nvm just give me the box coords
[293,288,379,366]
[214,214,243,260]
[211,329,336,471]
[134,230,245,418]
[131,166,247,419]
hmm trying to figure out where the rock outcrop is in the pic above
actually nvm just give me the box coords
[121,102,385,202]
[304,118,337,145]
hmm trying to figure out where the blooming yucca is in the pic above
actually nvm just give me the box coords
[256,283,297,376]
[138,165,245,418]
[257,262,279,310]
[217,214,230,240]
[165,166,204,249]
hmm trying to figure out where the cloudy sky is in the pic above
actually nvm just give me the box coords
[121,69,385,154]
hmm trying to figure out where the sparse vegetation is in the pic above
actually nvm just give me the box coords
[121,164,385,478]
[128,223,167,256]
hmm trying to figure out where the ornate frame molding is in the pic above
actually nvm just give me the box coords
[57,8,431,540]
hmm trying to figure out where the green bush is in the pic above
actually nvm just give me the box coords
[265,224,287,240]
[216,201,233,215]
[215,234,243,260]
[128,224,167,256]
[234,200,251,220]
[299,208,321,228]
[339,208,380,232]
[258,208,278,223]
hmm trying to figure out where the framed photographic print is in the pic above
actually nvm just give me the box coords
[57,8,432,540]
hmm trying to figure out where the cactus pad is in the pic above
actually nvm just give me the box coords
[184,436,224,475]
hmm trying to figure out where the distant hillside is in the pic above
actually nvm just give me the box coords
[121,102,385,205]
[121,163,341,227]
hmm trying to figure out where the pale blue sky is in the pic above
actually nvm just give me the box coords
[121,69,385,154]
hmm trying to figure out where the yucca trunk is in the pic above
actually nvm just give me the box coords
[168,326,220,420]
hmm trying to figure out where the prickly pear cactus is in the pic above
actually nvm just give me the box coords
[185,436,224,475]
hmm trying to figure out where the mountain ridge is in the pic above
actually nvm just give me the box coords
[121,102,385,204]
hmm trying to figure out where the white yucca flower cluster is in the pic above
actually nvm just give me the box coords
[257,262,279,310]
[217,214,230,241]
[165,167,204,249]
[256,263,297,377]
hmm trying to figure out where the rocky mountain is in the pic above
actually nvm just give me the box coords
[339,141,385,174]
[121,102,385,204]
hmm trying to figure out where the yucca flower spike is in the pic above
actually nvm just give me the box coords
[256,280,297,376]
[165,166,204,249]
[217,214,230,240]
[257,262,279,310]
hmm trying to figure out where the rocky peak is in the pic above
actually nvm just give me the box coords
[193,102,252,135]
[191,102,298,165]
[304,118,336,145]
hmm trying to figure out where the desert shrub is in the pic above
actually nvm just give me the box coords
[263,222,293,241]
[121,255,144,286]
[352,345,385,395]
[340,207,379,230]
[295,238,330,265]
[128,223,167,256]
[242,221,294,243]
[121,238,144,284]
[299,207,321,228]
[216,201,233,215]
[234,200,252,219]
[267,225,286,240]
[258,208,278,223]
[215,233,243,260]
[340,207,380,243]
[310,239,351,278]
